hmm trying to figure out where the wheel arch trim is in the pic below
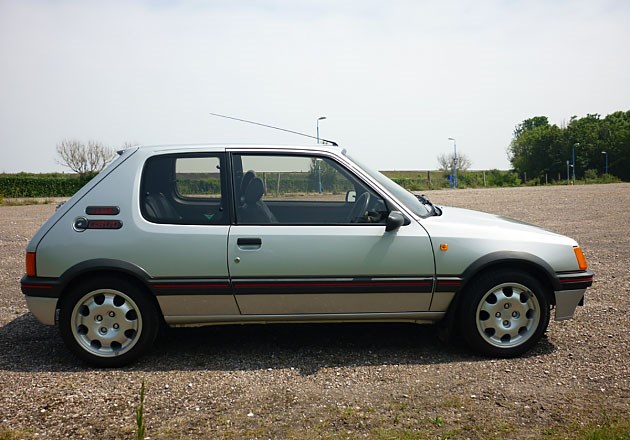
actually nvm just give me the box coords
[22,259,153,301]
[58,259,153,294]
[459,251,559,292]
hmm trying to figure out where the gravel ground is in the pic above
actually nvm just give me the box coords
[0,184,628,439]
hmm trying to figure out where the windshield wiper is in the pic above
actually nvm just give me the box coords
[416,194,442,216]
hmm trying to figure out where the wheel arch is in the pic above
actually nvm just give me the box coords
[460,252,558,300]
[439,252,557,340]
[55,259,163,318]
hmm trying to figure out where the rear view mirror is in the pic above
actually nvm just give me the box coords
[385,211,405,232]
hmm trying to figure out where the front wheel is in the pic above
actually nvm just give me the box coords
[458,270,550,357]
[59,276,160,367]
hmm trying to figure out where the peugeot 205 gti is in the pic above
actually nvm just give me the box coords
[21,144,593,366]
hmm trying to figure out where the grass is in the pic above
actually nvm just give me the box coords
[0,428,35,440]
[0,197,58,206]
[429,415,445,427]
[142,410,630,440]
[5,403,623,439]
[543,414,630,440]
[136,379,146,440]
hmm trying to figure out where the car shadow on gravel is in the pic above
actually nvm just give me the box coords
[0,313,556,374]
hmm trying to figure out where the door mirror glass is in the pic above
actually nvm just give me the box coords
[345,190,356,203]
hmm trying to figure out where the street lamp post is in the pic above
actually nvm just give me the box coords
[602,151,608,175]
[316,116,327,144]
[572,142,579,183]
[316,158,322,193]
[566,161,570,185]
[448,137,457,188]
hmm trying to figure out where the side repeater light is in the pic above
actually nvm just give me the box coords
[573,246,588,271]
[26,252,36,277]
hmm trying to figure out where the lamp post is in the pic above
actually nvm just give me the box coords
[602,151,608,175]
[316,116,327,144]
[572,142,579,183]
[448,137,457,188]
[316,158,322,193]
[566,160,570,185]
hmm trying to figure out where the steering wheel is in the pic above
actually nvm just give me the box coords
[346,192,371,223]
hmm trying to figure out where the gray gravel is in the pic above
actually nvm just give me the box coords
[1,183,628,439]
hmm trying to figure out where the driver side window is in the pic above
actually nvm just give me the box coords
[232,153,388,225]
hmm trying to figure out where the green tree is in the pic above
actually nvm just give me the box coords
[508,117,565,181]
[309,158,338,192]
[600,111,630,180]
[508,111,630,182]
[566,114,604,179]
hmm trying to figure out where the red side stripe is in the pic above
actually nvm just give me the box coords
[559,277,593,283]
[153,283,230,289]
[237,281,432,288]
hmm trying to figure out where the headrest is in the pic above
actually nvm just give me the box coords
[241,170,256,194]
[244,177,265,205]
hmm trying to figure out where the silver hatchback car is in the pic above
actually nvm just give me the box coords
[21,145,593,366]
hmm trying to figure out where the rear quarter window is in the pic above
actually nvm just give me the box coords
[140,154,227,225]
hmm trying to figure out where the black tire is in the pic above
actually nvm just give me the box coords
[458,270,550,357]
[58,276,160,367]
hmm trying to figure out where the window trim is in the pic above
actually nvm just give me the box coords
[140,152,231,226]
[228,151,393,227]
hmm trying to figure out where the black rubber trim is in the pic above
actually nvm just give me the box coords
[232,277,434,295]
[149,278,232,295]
[22,259,153,299]
[20,276,61,298]
[458,251,560,289]
[434,277,463,292]
[22,260,235,298]
[555,270,594,290]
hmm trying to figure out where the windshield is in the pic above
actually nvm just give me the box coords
[344,152,432,217]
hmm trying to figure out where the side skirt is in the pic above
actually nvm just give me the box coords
[164,311,446,327]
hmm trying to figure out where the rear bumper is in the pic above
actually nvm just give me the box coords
[20,275,61,298]
[24,296,57,325]
[21,275,60,326]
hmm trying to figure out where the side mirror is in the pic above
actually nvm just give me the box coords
[385,211,405,232]
[345,190,356,203]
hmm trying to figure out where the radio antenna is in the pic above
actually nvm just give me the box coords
[208,112,338,146]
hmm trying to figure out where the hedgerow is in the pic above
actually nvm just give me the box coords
[0,173,95,198]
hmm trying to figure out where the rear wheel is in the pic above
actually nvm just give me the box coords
[59,276,159,367]
[459,270,550,357]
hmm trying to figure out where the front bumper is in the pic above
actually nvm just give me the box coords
[553,270,592,320]
[554,288,586,321]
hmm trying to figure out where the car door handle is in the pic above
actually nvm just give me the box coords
[237,237,262,248]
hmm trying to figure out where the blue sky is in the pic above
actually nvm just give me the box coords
[1,0,629,172]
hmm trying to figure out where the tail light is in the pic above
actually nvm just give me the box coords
[26,252,36,277]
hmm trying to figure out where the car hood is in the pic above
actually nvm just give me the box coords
[425,206,567,240]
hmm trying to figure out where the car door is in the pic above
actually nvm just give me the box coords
[227,151,435,315]
[134,152,239,321]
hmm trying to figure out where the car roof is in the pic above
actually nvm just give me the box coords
[129,143,343,155]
